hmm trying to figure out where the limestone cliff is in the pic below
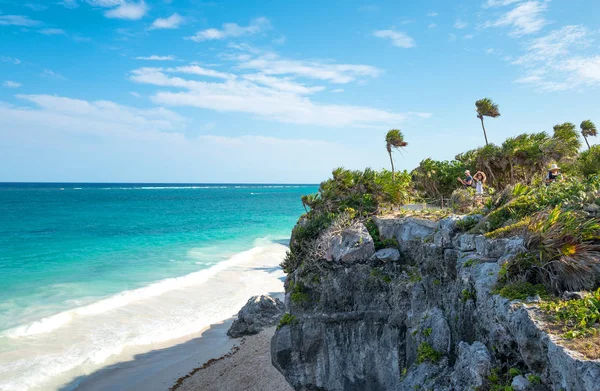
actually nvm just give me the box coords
[271,215,600,391]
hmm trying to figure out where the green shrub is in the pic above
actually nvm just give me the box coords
[289,281,311,304]
[461,289,476,302]
[493,282,548,301]
[421,327,432,337]
[416,342,442,364]
[451,188,475,214]
[277,313,297,329]
[539,288,600,339]
[525,206,600,293]
[527,374,542,385]
[484,218,529,239]
[456,216,479,232]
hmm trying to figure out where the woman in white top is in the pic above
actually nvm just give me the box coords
[473,171,487,206]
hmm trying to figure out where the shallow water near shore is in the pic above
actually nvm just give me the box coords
[0,183,314,391]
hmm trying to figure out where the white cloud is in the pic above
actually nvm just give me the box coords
[237,53,382,84]
[41,69,65,79]
[559,56,600,85]
[454,19,468,29]
[14,94,185,132]
[484,1,548,37]
[186,17,270,42]
[59,0,79,8]
[242,73,325,94]
[105,1,148,20]
[1,56,21,65]
[136,55,176,61]
[373,30,416,48]
[3,81,22,88]
[483,0,522,8]
[273,36,286,44]
[0,95,364,183]
[149,13,184,30]
[427,12,438,17]
[39,28,67,35]
[129,66,427,128]
[24,3,48,11]
[512,25,600,90]
[166,65,234,80]
[86,0,122,6]
[0,15,42,26]
[513,25,589,65]
[130,91,141,98]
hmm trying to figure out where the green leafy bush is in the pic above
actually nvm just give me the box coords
[456,216,479,232]
[539,288,600,339]
[416,342,442,364]
[277,313,297,329]
[493,282,549,301]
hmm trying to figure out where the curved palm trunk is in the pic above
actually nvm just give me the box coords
[479,116,489,146]
[388,151,395,180]
[584,136,591,150]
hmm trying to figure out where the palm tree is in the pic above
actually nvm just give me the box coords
[475,98,501,146]
[580,120,597,150]
[385,129,407,179]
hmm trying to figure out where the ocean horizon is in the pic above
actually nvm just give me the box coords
[0,182,317,390]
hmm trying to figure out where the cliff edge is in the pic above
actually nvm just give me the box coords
[271,215,600,391]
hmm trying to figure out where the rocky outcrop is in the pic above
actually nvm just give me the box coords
[228,295,285,338]
[271,216,600,391]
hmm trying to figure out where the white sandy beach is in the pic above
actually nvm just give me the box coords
[174,326,292,391]
[0,242,289,391]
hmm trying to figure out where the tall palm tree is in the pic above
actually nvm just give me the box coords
[580,120,597,150]
[475,98,501,146]
[385,129,407,179]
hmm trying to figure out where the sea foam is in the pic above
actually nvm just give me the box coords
[0,241,287,391]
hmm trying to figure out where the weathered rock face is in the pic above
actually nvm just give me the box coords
[271,216,600,391]
[228,295,285,338]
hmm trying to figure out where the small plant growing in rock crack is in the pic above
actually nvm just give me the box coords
[370,268,392,283]
[277,313,297,329]
[433,279,440,286]
[461,289,476,302]
[289,281,311,304]
[508,368,521,377]
[463,258,480,267]
[421,327,432,337]
[527,374,541,385]
[406,268,422,283]
[416,342,442,364]
[456,216,479,232]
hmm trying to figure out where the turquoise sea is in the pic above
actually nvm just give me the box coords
[0,183,316,391]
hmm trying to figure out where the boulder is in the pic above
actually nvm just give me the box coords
[227,295,286,338]
[326,222,375,264]
[451,341,492,390]
[373,216,437,242]
[371,248,400,263]
[476,236,525,259]
[512,375,532,391]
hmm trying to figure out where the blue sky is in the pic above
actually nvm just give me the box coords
[1,0,599,183]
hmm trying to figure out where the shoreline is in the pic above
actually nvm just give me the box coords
[68,292,288,391]
[5,241,290,391]
[173,326,292,391]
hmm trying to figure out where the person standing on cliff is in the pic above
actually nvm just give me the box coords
[457,170,473,188]
[545,164,562,186]
[473,171,487,206]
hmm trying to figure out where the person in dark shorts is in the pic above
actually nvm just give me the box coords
[457,170,473,188]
